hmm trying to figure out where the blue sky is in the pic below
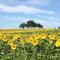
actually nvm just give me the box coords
[0,0,60,28]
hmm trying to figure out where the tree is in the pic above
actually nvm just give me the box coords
[36,23,43,28]
[58,26,60,29]
[27,20,36,27]
[19,20,43,28]
[19,23,26,28]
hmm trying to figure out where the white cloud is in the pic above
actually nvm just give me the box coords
[0,4,54,14]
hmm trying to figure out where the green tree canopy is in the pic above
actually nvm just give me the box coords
[19,20,43,28]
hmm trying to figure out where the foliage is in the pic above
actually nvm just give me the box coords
[19,20,43,28]
[58,26,60,29]
[19,23,26,28]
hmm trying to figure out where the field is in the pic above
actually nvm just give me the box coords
[0,28,60,60]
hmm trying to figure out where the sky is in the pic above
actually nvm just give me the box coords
[0,0,60,28]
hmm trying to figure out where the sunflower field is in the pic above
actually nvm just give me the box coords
[0,28,60,60]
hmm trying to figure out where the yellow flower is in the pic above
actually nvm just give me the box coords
[7,40,13,45]
[13,35,19,40]
[28,36,34,43]
[34,34,40,40]
[48,34,56,40]
[11,44,16,50]
[2,35,8,41]
[40,34,46,39]
[13,34,22,40]
[0,34,3,39]
[31,39,38,46]
[34,34,39,37]
[55,40,60,47]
